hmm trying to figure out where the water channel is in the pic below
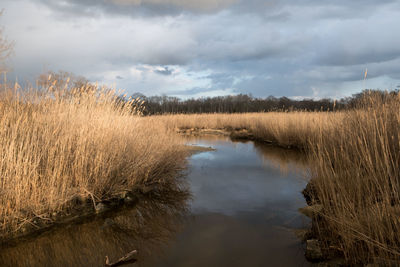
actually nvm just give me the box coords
[0,136,311,267]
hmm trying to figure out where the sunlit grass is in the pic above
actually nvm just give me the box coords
[157,111,343,149]
[309,93,400,264]
[0,81,186,237]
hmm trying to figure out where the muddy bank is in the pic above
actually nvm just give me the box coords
[177,128,230,136]
[178,127,304,150]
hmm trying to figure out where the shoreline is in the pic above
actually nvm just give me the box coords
[177,127,304,150]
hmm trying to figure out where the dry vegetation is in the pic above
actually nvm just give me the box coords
[0,80,187,238]
[157,112,343,149]
[1,71,399,264]
[156,94,400,264]
[309,93,400,264]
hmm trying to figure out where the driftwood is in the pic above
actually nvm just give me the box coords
[105,250,137,267]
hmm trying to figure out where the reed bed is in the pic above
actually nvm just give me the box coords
[309,94,400,264]
[0,82,186,237]
[157,112,343,149]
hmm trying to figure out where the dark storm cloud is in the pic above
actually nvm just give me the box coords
[32,0,238,17]
[32,0,398,18]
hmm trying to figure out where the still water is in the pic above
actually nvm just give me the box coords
[0,137,311,267]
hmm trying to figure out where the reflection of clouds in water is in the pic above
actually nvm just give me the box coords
[190,151,216,161]
[187,139,308,217]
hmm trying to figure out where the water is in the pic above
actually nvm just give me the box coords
[154,137,310,267]
[0,137,311,267]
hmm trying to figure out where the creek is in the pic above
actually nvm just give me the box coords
[0,136,311,267]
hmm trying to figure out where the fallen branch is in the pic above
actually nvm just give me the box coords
[105,250,137,267]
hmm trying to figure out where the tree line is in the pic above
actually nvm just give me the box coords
[133,89,399,115]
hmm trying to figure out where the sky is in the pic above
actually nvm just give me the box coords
[1,0,400,99]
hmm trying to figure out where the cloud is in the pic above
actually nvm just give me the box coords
[32,0,239,18]
[154,66,173,75]
[2,0,400,99]
[109,0,238,12]
[32,0,399,19]
[312,14,400,67]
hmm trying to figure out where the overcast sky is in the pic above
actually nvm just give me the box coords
[1,0,400,99]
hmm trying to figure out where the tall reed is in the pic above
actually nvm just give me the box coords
[0,81,186,236]
[309,92,400,264]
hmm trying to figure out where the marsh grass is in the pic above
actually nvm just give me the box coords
[159,112,343,149]
[309,93,400,264]
[0,81,186,237]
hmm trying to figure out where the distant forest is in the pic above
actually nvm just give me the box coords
[132,89,399,115]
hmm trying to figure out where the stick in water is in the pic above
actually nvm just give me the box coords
[105,250,138,267]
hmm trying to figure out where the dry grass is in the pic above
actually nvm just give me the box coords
[309,94,400,264]
[0,81,186,237]
[157,112,343,149]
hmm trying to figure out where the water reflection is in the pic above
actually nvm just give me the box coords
[157,136,311,267]
[253,140,309,175]
[185,137,308,219]
[0,190,190,267]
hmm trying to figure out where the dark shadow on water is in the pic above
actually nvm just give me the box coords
[0,189,190,267]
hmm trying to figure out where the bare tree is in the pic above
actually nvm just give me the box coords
[0,10,13,73]
[37,70,90,90]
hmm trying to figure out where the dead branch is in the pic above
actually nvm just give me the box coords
[105,249,137,267]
